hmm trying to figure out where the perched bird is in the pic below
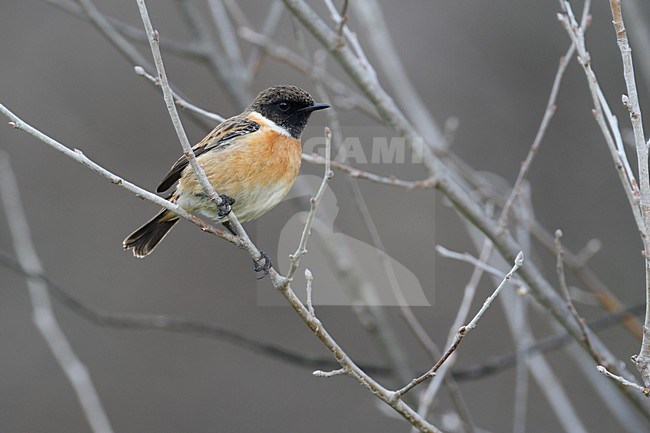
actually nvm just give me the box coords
[123,85,329,275]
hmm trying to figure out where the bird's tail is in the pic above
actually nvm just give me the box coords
[123,209,179,258]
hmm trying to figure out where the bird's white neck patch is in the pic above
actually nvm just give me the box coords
[249,111,292,138]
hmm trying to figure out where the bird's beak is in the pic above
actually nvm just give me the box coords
[298,102,330,113]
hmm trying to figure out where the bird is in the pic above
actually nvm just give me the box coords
[123,85,329,276]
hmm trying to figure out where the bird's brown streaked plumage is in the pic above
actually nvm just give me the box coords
[156,117,260,193]
[123,85,329,259]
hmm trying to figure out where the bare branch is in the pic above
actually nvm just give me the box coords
[313,367,347,378]
[393,253,524,400]
[334,0,349,42]
[0,103,234,243]
[302,153,437,190]
[322,0,377,80]
[277,282,442,432]
[499,40,579,225]
[286,128,333,281]
[452,302,644,381]
[305,269,315,316]
[472,177,642,338]
[558,3,644,240]
[133,66,225,122]
[436,245,526,286]
[608,0,650,389]
[598,366,650,396]
[0,154,114,433]
[555,230,600,362]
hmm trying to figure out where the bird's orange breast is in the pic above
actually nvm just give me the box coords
[189,128,301,190]
[177,127,302,222]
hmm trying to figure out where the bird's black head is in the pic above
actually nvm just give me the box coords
[248,85,329,139]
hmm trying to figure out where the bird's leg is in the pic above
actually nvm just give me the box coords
[253,250,272,279]
[222,221,237,236]
[217,194,235,218]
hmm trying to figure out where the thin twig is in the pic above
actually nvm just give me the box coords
[133,66,225,122]
[451,302,644,381]
[558,3,644,240]
[0,104,234,244]
[499,35,583,225]
[464,165,643,338]
[417,232,496,412]
[332,0,349,45]
[302,153,437,190]
[555,230,600,362]
[322,0,377,80]
[436,245,526,287]
[305,268,315,316]
[393,253,524,400]
[598,366,650,396]
[608,0,650,388]
[137,1,220,207]
[286,128,333,281]
[276,281,443,432]
[313,367,347,378]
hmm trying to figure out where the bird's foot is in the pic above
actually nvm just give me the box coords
[253,250,272,279]
[217,194,235,218]
[222,221,237,236]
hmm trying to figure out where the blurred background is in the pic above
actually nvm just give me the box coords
[2,0,650,432]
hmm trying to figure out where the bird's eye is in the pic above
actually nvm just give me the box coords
[278,101,290,112]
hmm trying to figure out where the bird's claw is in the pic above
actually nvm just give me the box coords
[253,250,272,279]
[217,194,235,218]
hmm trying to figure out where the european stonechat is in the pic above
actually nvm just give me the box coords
[123,85,329,273]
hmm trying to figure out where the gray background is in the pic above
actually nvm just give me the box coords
[1,0,648,432]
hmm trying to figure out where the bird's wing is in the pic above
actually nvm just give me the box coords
[156,116,260,193]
